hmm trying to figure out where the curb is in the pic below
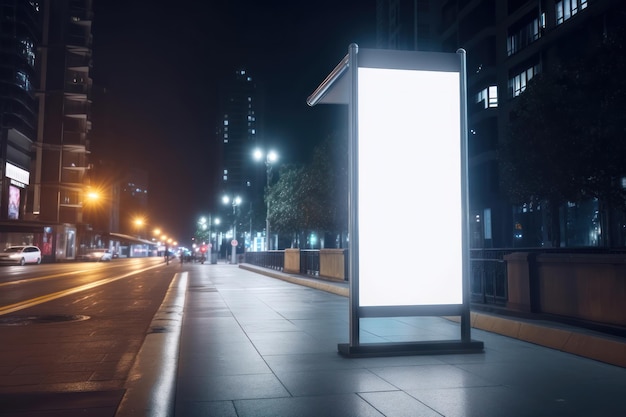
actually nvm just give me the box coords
[115,272,188,417]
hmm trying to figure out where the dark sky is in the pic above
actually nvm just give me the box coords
[90,1,376,241]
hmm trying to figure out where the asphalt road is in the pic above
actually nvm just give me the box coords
[0,257,178,414]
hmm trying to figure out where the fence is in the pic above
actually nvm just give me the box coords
[469,249,510,306]
[245,249,509,305]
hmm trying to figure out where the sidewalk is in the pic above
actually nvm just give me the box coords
[121,263,626,417]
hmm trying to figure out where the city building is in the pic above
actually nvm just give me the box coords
[217,68,261,197]
[216,68,267,253]
[32,0,94,259]
[0,0,39,224]
[0,0,96,261]
[377,0,625,248]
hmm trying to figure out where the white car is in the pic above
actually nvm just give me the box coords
[0,245,42,265]
[80,248,113,262]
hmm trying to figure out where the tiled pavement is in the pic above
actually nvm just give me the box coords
[120,263,626,417]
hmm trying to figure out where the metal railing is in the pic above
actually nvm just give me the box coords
[244,251,284,271]
[245,248,511,305]
[300,250,320,276]
[470,249,509,306]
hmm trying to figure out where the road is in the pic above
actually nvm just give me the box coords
[0,257,178,408]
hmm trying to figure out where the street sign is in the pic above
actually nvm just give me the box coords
[231,240,238,246]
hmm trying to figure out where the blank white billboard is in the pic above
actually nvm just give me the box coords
[357,67,463,307]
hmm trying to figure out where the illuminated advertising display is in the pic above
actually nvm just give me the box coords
[308,45,483,356]
[8,185,20,220]
[357,67,462,307]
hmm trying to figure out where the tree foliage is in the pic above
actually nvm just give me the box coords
[500,29,626,246]
[267,134,348,247]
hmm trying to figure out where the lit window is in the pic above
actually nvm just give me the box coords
[223,120,229,126]
[476,86,498,108]
[20,39,35,66]
[488,86,498,107]
[16,71,30,91]
[507,13,545,56]
[556,0,587,25]
[509,64,540,97]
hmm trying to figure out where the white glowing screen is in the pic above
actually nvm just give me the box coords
[358,67,463,307]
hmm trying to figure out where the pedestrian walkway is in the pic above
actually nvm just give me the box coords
[154,263,626,417]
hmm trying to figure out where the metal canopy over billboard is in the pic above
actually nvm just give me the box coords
[308,44,484,357]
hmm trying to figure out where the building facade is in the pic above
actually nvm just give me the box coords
[0,0,39,223]
[217,68,260,197]
[0,0,96,261]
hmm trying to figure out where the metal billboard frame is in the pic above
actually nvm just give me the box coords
[308,44,483,357]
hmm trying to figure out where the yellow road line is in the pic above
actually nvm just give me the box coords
[0,263,166,316]
[0,269,89,287]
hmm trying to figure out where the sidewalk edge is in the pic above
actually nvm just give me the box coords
[115,272,188,417]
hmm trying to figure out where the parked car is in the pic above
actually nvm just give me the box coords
[80,249,113,262]
[0,245,42,265]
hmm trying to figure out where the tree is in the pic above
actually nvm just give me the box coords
[266,134,349,248]
[500,29,626,247]
[305,135,349,247]
[267,164,308,247]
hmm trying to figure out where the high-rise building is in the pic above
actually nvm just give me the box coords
[0,0,39,223]
[0,0,95,261]
[34,0,93,227]
[31,0,94,259]
[217,68,260,198]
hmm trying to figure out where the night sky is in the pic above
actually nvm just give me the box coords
[90,0,376,241]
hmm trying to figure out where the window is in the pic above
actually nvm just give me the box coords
[507,12,545,56]
[476,86,498,108]
[16,71,30,91]
[20,39,35,66]
[509,64,540,97]
[556,0,587,25]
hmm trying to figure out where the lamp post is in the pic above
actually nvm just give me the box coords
[212,217,220,263]
[223,195,241,263]
[198,215,220,263]
[254,148,278,251]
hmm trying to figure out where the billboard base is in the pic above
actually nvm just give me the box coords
[338,340,484,358]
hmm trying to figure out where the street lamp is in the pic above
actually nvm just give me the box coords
[223,195,242,263]
[197,215,220,263]
[254,148,278,251]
